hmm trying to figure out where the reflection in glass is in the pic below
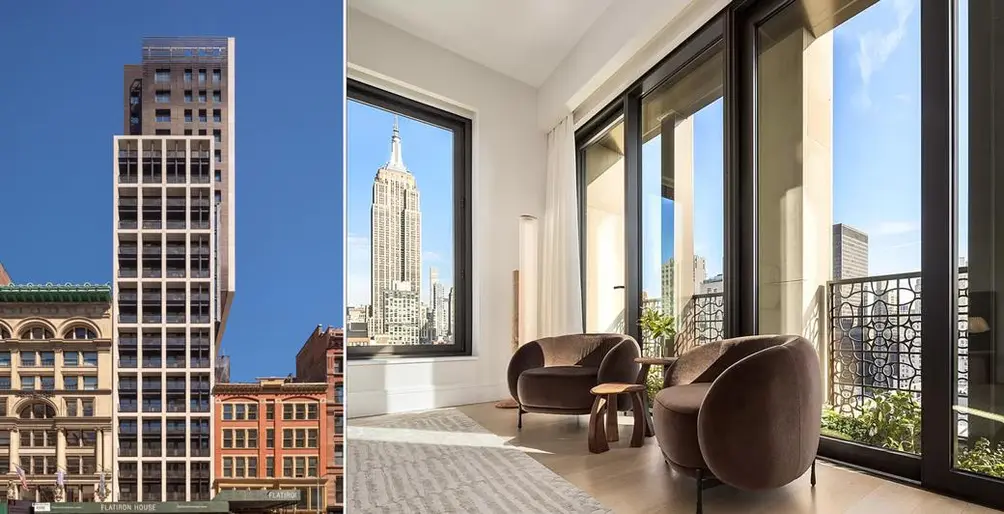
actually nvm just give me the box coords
[583,121,626,333]
[640,49,724,357]
[755,0,923,454]
[955,0,1004,479]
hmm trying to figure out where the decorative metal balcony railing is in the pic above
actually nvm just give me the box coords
[828,269,970,436]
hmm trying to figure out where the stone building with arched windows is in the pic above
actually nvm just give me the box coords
[0,281,113,503]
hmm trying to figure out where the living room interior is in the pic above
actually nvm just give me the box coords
[344,0,1004,512]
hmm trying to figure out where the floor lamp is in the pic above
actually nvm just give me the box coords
[497,214,539,409]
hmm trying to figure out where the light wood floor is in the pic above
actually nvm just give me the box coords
[457,402,1002,514]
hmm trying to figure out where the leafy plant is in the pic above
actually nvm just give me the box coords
[820,391,921,454]
[957,438,1004,478]
[821,392,1004,478]
[645,366,664,408]
[638,307,676,356]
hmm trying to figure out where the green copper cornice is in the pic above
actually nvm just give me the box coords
[0,282,111,303]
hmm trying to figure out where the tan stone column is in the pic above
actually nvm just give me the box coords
[95,429,104,471]
[755,26,833,401]
[57,427,67,471]
[10,427,20,472]
[670,115,696,346]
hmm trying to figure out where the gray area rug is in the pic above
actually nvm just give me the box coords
[348,408,613,514]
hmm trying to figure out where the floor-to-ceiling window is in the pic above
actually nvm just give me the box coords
[575,0,1004,506]
[581,119,626,334]
[752,0,925,467]
[640,47,725,357]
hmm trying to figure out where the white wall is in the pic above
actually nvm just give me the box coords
[537,0,728,131]
[346,9,546,418]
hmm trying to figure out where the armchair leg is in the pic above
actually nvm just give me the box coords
[696,468,704,514]
[811,458,816,487]
[517,406,524,430]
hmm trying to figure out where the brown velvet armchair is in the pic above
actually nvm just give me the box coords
[507,333,640,429]
[651,335,822,513]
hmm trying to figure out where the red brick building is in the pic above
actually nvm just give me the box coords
[295,325,344,512]
[212,378,330,512]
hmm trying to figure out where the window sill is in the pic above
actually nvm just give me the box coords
[348,355,479,367]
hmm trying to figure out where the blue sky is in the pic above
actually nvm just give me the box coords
[345,100,455,307]
[0,1,344,381]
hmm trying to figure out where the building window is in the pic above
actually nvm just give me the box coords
[0,351,9,367]
[198,109,207,123]
[215,170,222,182]
[21,326,53,340]
[212,90,221,103]
[347,80,472,357]
[184,90,193,103]
[67,327,97,340]
[0,376,10,390]
[198,90,207,103]
[266,456,274,478]
[213,129,221,143]
[283,404,293,420]
[21,376,35,390]
[184,129,193,135]
[223,429,233,448]
[212,69,221,84]
[222,457,233,478]
[130,92,140,105]
[266,428,274,449]
[223,404,233,420]
[184,69,192,83]
[266,403,274,420]
[64,376,78,390]
[282,428,293,449]
[198,69,206,84]
[40,376,55,390]
[155,129,171,135]
[154,69,170,83]
[283,457,293,478]
[215,150,222,163]
[185,109,193,123]
[155,109,171,123]
[64,352,79,367]
[212,109,222,123]
[198,129,207,136]
[154,90,171,103]
[83,376,97,390]
[83,351,97,366]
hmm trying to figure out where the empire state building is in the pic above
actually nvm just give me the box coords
[370,118,422,344]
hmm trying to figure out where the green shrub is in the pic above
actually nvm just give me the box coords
[957,438,1004,478]
[820,391,921,454]
[645,365,663,407]
[821,392,1004,478]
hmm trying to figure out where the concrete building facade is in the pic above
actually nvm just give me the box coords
[0,283,114,503]
[212,378,330,513]
[113,136,219,502]
[833,223,869,280]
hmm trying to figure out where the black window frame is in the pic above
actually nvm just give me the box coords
[346,79,473,359]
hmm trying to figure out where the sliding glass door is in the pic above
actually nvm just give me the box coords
[640,46,726,356]
[746,0,924,476]
[581,118,626,334]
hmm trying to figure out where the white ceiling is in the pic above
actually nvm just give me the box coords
[348,0,614,87]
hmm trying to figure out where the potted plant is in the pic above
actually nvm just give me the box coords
[639,306,677,357]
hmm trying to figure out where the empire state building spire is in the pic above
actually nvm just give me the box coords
[387,115,406,171]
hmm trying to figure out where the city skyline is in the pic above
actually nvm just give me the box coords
[346,101,456,309]
[347,107,455,345]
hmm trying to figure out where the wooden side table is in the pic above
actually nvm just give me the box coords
[588,383,646,454]
[635,356,678,437]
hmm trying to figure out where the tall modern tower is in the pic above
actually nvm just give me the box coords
[370,120,422,345]
[112,37,236,503]
[833,223,869,280]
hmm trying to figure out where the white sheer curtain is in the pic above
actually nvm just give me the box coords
[539,114,583,337]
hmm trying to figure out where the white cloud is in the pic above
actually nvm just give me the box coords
[423,251,444,263]
[346,232,371,306]
[856,0,916,86]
